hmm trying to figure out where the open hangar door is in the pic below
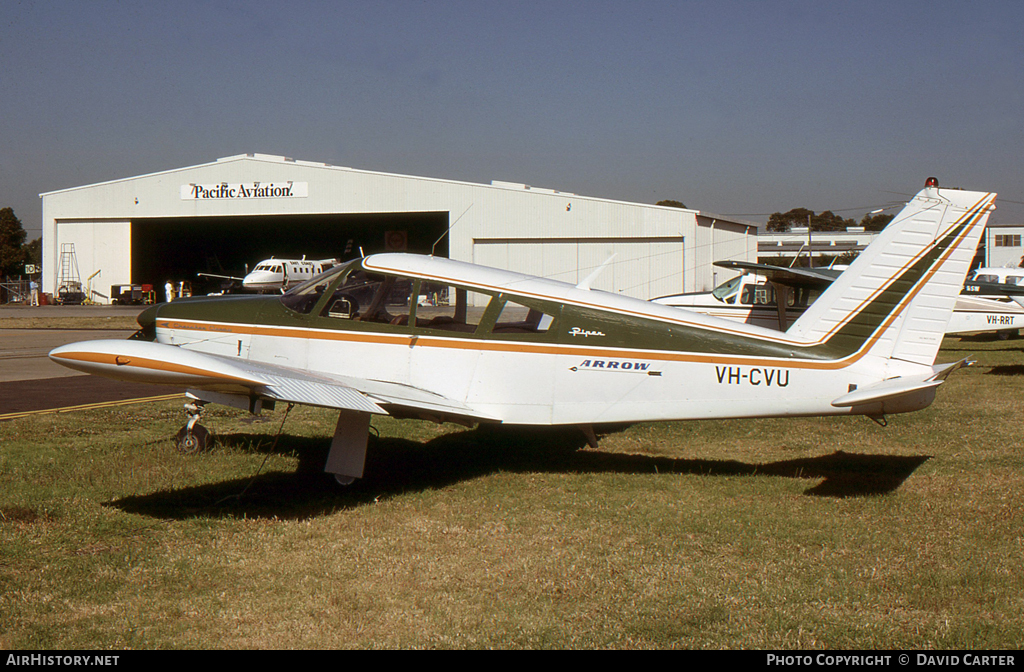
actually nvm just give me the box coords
[130,211,449,294]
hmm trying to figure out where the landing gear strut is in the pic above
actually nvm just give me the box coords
[176,399,212,454]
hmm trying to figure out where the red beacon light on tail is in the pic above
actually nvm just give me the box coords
[925,177,939,188]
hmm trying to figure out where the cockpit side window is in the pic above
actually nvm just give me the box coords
[415,285,494,333]
[741,283,776,306]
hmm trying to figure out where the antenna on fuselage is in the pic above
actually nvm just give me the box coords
[576,254,617,291]
[431,203,473,256]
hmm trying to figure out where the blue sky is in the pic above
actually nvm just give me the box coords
[2,0,1022,238]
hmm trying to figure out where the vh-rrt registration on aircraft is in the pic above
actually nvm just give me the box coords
[50,179,996,484]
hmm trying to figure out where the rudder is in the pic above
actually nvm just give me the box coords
[787,179,997,366]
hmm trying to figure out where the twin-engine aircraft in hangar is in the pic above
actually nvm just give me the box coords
[50,180,996,484]
[199,256,339,293]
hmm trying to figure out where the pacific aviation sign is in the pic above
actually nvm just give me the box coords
[181,181,309,200]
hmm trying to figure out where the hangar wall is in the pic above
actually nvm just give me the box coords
[40,154,756,302]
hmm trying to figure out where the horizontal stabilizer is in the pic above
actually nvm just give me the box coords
[831,359,971,408]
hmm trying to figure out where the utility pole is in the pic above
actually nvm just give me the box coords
[807,213,813,268]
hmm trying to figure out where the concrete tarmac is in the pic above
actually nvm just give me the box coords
[1,329,138,382]
[0,305,182,418]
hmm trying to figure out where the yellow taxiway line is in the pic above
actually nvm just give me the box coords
[0,393,183,421]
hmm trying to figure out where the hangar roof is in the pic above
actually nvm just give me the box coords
[40,152,749,221]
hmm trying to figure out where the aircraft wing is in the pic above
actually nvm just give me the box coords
[48,339,496,422]
[713,260,841,288]
[197,272,245,282]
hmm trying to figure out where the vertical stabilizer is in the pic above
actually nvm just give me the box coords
[788,180,996,366]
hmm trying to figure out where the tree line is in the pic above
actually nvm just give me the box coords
[1,208,41,276]
[656,198,894,233]
[766,208,894,233]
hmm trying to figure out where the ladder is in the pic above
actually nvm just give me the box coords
[56,243,83,302]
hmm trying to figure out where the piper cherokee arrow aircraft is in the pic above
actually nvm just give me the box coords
[199,256,339,293]
[49,179,996,484]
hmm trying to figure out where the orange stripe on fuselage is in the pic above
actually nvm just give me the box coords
[50,351,260,384]
[155,318,843,371]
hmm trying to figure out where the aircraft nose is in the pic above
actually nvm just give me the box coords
[137,303,160,329]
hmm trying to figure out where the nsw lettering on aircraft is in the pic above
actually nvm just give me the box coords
[571,359,662,376]
[715,365,790,387]
[181,182,309,200]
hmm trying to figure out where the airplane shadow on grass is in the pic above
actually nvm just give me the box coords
[985,364,1024,376]
[108,425,930,521]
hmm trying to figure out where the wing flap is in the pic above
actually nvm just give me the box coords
[258,375,384,414]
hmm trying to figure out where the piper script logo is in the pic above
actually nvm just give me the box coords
[181,182,309,200]
[569,327,605,338]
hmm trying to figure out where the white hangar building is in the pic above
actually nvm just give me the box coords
[40,153,757,303]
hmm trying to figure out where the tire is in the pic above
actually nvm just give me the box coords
[175,425,212,454]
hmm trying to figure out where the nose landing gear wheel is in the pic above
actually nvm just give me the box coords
[175,425,212,454]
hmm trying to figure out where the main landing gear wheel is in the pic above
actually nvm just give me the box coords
[176,398,211,454]
[175,425,212,454]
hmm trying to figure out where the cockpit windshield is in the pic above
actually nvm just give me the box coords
[711,276,742,303]
[279,261,355,314]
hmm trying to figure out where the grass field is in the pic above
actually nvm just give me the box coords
[1,335,1022,649]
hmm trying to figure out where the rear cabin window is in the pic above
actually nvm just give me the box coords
[740,283,815,309]
[492,299,555,334]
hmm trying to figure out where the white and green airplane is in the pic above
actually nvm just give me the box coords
[654,261,1024,338]
[49,179,996,484]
